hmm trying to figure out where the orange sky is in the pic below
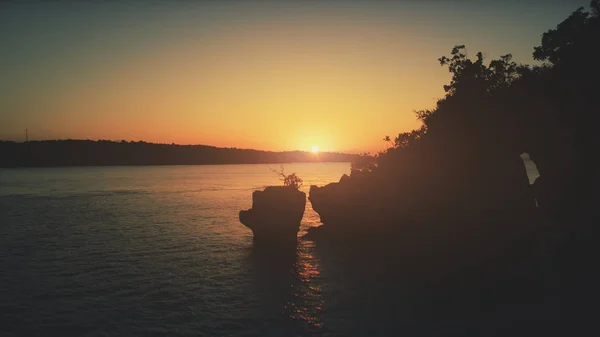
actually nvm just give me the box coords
[0,1,585,153]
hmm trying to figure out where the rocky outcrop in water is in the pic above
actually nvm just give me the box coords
[239,186,306,245]
[305,147,540,275]
[309,151,536,232]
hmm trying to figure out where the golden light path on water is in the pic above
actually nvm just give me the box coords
[287,241,324,328]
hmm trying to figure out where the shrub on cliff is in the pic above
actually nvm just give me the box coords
[269,165,303,189]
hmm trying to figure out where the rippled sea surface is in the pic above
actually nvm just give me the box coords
[0,163,350,336]
[1,161,546,337]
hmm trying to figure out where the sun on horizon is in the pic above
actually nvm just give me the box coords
[311,145,319,153]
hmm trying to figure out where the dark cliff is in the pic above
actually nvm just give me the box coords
[239,186,306,245]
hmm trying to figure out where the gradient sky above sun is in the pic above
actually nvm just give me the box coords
[0,1,586,153]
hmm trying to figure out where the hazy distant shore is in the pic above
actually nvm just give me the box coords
[0,140,359,168]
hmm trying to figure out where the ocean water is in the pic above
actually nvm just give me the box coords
[0,161,544,337]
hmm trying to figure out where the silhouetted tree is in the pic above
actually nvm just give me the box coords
[350,153,377,173]
[269,165,303,189]
[314,4,599,333]
[341,0,600,261]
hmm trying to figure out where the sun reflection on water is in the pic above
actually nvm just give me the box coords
[285,240,324,329]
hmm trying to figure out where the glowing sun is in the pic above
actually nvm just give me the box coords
[311,145,319,153]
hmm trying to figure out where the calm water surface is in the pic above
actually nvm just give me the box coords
[0,161,543,336]
[0,163,357,336]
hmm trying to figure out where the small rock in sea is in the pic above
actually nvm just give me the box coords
[239,186,306,246]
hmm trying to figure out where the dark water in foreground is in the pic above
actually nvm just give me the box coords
[0,161,549,336]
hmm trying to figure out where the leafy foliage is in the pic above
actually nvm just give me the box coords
[438,45,523,95]
[350,153,378,173]
[533,2,598,64]
[385,126,427,149]
[331,2,599,303]
[349,0,600,190]
[269,165,303,189]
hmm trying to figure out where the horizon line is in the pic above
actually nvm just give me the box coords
[0,138,364,155]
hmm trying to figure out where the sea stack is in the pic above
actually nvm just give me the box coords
[239,186,306,245]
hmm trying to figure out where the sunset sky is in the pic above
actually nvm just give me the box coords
[0,1,585,153]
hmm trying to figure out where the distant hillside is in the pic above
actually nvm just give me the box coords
[0,140,360,168]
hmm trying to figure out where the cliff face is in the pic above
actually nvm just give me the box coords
[310,151,536,225]
[306,148,539,272]
[239,186,306,245]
